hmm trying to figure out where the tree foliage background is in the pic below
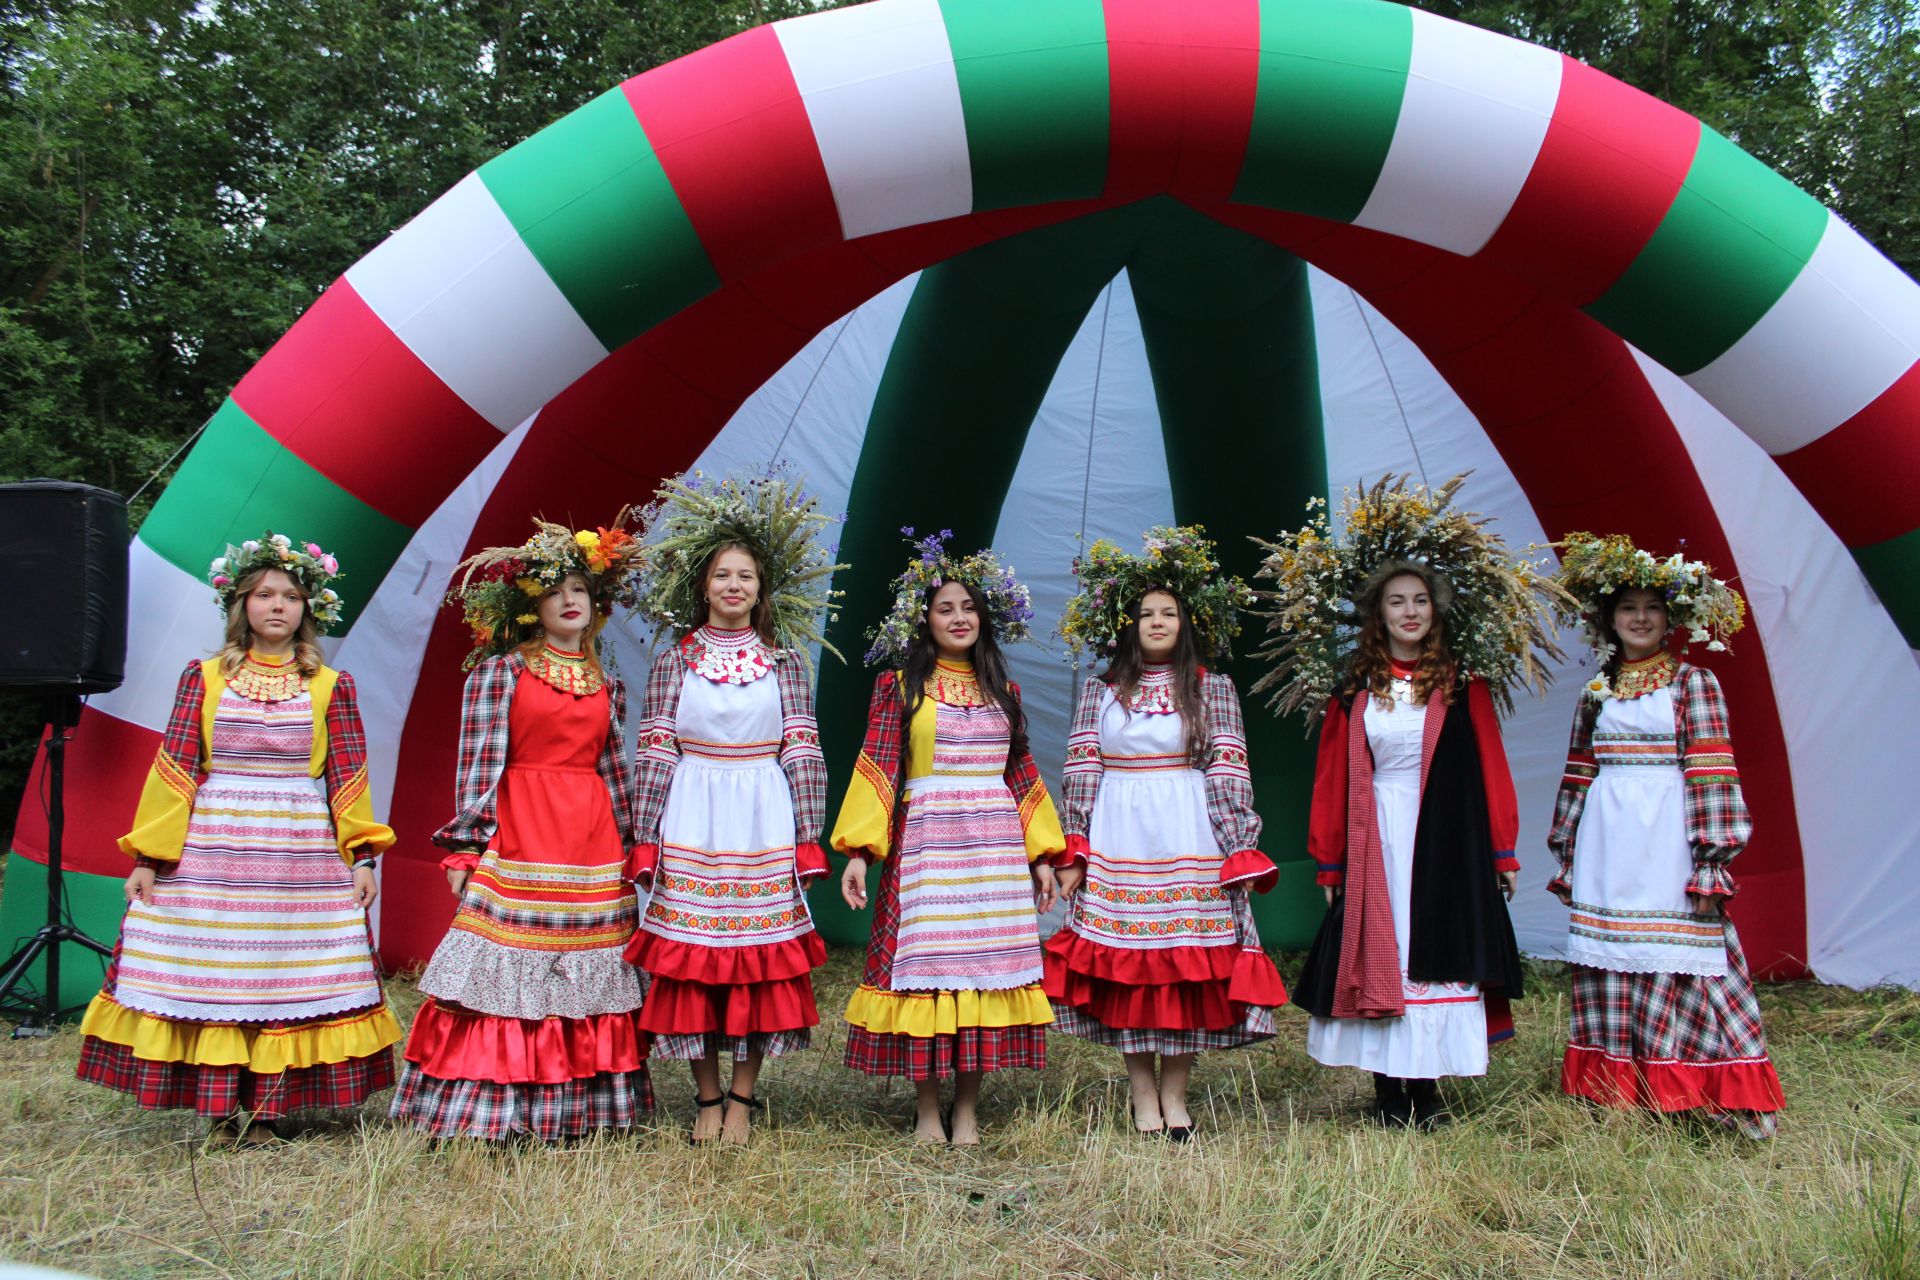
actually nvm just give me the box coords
[1,0,1916,818]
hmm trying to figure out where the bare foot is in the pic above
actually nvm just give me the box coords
[1159,1095,1193,1131]
[691,1096,725,1144]
[242,1120,284,1146]
[1131,1092,1167,1134]
[948,1105,980,1147]
[720,1097,755,1146]
[913,1108,948,1143]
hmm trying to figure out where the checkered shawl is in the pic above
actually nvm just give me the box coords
[1546,663,1750,900]
[629,641,827,848]
[432,653,637,852]
[1060,671,1260,856]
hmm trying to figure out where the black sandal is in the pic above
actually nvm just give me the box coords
[690,1093,726,1146]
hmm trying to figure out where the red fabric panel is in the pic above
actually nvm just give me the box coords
[13,708,154,879]
[1562,1043,1784,1113]
[623,27,842,283]
[1102,0,1261,202]
[636,972,819,1036]
[1475,57,1701,306]
[1467,679,1520,858]
[401,999,648,1084]
[625,930,826,985]
[230,280,501,527]
[1771,358,1920,546]
[1306,695,1348,883]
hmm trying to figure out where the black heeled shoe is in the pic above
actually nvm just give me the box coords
[1407,1079,1450,1131]
[690,1092,725,1145]
[1371,1074,1413,1129]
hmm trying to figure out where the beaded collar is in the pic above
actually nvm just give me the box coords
[685,625,775,685]
[1118,664,1179,715]
[924,659,989,708]
[229,651,308,703]
[526,644,603,697]
[1612,650,1678,701]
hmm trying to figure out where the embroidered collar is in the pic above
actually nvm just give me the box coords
[527,644,604,697]
[1119,665,1179,715]
[925,659,988,707]
[229,650,308,703]
[685,625,775,686]
[1612,650,1678,701]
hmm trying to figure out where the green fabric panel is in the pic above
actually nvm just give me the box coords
[1233,0,1413,222]
[478,87,718,351]
[1127,200,1328,949]
[0,851,120,1017]
[808,208,1139,946]
[1851,526,1920,648]
[1585,128,1828,375]
[137,400,414,632]
[938,0,1110,211]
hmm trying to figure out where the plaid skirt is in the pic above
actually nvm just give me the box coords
[650,1029,811,1061]
[1048,1002,1275,1055]
[843,1024,1046,1081]
[388,1064,655,1142]
[76,1035,395,1121]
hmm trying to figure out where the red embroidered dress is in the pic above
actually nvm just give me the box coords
[75,654,401,1121]
[624,626,830,1060]
[1043,667,1287,1053]
[389,649,652,1142]
[1547,656,1784,1137]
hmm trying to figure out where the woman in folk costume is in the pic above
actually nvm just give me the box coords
[389,515,653,1142]
[1043,526,1288,1140]
[622,472,845,1144]
[1543,535,1783,1138]
[835,531,1065,1145]
[1253,476,1565,1128]
[77,534,399,1142]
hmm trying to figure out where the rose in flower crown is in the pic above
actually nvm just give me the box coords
[209,531,345,634]
[864,528,1034,668]
[621,466,848,662]
[1547,532,1747,700]
[1249,473,1572,722]
[445,512,645,670]
[1059,524,1255,661]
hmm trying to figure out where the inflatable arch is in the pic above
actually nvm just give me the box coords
[10,0,1920,999]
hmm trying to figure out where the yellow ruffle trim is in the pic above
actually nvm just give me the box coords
[79,994,402,1072]
[843,983,1055,1036]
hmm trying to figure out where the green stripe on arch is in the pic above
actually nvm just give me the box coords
[478,87,719,351]
[1233,0,1413,222]
[138,399,414,631]
[1851,526,1920,646]
[939,0,1110,211]
[1585,127,1828,375]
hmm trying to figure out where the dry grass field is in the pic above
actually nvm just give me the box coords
[2,949,1916,1280]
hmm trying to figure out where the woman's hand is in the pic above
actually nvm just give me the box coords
[1497,870,1518,902]
[840,856,870,911]
[1323,883,1343,908]
[1688,892,1723,918]
[446,867,471,898]
[1054,865,1083,899]
[352,864,378,909]
[125,866,156,907]
[1551,884,1573,907]
[1031,861,1058,915]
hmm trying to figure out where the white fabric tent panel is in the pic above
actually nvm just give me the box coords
[90,538,229,735]
[1635,350,1920,988]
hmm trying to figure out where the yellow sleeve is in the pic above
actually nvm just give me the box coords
[1018,782,1067,865]
[118,750,197,863]
[330,772,395,862]
[830,760,894,862]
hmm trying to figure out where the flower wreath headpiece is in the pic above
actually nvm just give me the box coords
[445,512,645,670]
[1249,473,1572,723]
[865,529,1034,668]
[210,532,345,634]
[1548,532,1746,700]
[622,468,848,664]
[1059,524,1255,661]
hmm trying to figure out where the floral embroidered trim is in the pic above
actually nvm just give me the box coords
[526,645,604,697]
[924,659,988,707]
[229,652,309,703]
[684,625,775,685]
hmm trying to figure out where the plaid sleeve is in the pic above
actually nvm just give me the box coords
[775,653,828,848]
[1203,673,1275,890]
[118,661,208,862]
[627,647,687,873]
[595,675,639,849]
[1545,696,1599,894]
[1677,665,1750,899]
[1057,676,1106,866]
[1005,683,1066,863]
[431,656,516,852]
[323,670,395,861]
[831,671,904,860]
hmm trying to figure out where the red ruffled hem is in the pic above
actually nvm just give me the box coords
[1218,848,1279,893]
[636,973,819,1037]
[1562,1043,1784,1114]
[440,851,481,872]
[1053,834,1092,870]
[1043,930,1287,1029]
[401,1000,648,1085]
[795,842,829,883]
[624,928,826,983]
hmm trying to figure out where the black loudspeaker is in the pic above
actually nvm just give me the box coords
[0,480,128,693]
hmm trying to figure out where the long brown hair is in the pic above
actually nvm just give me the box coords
[1344,562,1458,707]
[514,572,609,681]
[900,582,1025,753]
[1103,589,1208,761]
[216,567,323,679]
[688,541,776,644]
[1592,586,1670,683]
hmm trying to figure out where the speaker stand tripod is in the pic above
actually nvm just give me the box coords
[0,694,115,1034]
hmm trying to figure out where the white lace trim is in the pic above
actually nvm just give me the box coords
[686,626,775,685]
